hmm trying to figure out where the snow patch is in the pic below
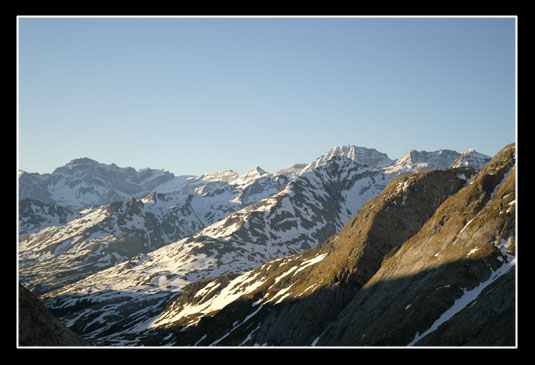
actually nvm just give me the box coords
[467,247,480,256]
[209,304,264,346]
[407,257,515,346]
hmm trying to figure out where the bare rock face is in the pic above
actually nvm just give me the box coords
[18,284,87,346]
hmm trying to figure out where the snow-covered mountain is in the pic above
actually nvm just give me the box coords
[18,147,488,237]
[300,145,393,173]
[40,149,391,344]
[145,166,479,333]
[381,149,461,175]
[59,153,389,290]
[18,158,177,211]
[19,198,81,236]
[19,166,291,295]
[19,144,494,346]
[449,149,492,170]
[19,196,206,295]
[136,144,515,347]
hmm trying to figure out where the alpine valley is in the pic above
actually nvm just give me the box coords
[18,144,517,347]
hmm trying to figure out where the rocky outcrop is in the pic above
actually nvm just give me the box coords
[413,268,515,346]
[19,198,81,236]
[18,284,87,346]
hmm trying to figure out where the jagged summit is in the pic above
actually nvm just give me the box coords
[65,157,99,169]
[398,148,459,164]
[199,166,271,186]
[382,148,461,175]
[60,158,157,176]
[246,165,268,176]
[235,166,271,185]
[199,169,240,183]
[19,158,176,211]
[276,163,308,179]
[302,145,393,173]
[449,149,491,170]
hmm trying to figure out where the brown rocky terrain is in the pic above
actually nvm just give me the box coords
[18,284,88,346]
[317,142,515,346]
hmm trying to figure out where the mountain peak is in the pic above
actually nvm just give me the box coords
[66,157,99,170]
[449,149,491,170]
[305,145,393,172]
[228,165,271,186]
[400,149,459,163]
[200,169,240,183]
[245,165,268,176]
[383,148,461,175]
[276,163,308,179]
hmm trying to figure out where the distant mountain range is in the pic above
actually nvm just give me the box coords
[18,146,484,296]
[17,144,515,347]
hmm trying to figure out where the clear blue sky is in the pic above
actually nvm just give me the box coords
[18,16,516,176]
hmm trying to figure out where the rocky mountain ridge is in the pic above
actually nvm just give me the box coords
[126,143,515,347]
[449,149,493,171]
[39,152,391,344]
[146,167,476,334]
[19,198,81,235]
[18,146,488,215]
[18,144,501,346]
[21,145,473,297]
[19,158,176,211]
[18,163,295,295]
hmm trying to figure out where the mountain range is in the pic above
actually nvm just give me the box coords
[148,144,514,347]
[17,143,515,347]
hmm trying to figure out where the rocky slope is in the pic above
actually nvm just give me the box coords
[318,143,515,346]
[18,284,87,346]
[40,148,391,345]
[19,198,81,235]
[140,143,514,347]
[19,144,493,346]
[18,196,206,295]
[144,166,477,345]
